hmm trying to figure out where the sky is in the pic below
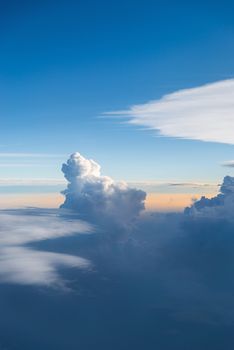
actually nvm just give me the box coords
[2,2,234,349]
[0,0,234,209]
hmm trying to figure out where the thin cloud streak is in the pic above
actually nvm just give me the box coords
[0,178,217,187]
[129,180,218,188]
[0,178,65,186]
[0,163,58,168]
[222,160,234,168]
[0,153,66,158]
[128,181,219,195]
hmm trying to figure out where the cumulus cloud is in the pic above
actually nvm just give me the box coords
[0,209,92,287]
[185,176,234,218]
[107,79,234,144]
[60,152,146,225]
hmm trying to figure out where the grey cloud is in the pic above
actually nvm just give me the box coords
[185,176,234,219]
[222,160,234,168]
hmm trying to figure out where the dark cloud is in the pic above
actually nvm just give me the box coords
[185,176,234,219]
[1,208,234,349]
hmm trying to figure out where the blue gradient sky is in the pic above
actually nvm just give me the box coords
[0,0,234,185]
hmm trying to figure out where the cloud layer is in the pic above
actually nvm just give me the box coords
[2,161,234,346]
[107,79,234,144]
[60,152,146,225]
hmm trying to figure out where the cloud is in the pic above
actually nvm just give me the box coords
[106,79,234,144]
[222,160,234,168]
[60,152,146,225]
[0,246,89,287]
[2,208,234,346]
[130,180,218,193]
[0,178,65,186]
[0,211,92,245]
[129,181,217,188]
[0,153,65,158]
[1,170,234,344]
[0,209,92,287]
[185,176,234,218]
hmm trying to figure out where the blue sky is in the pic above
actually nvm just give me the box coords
[0,0,234,186]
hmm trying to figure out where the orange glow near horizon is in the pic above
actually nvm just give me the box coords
[146,192,217,212]
[0,191,218,212]
[0,193,64,209]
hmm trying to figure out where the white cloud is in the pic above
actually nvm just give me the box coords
[0,246,89,287]
[0,211,92,245]
[107,79,234,144]
[0,209,92,287]
[61,152,146,225]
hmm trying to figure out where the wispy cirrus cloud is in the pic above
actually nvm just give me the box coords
[106,79,234,144]
[128,181,218,197]
[0,178,65,186]
[0,153,65,158]
[129,180,218,189]
[0,163,57,168]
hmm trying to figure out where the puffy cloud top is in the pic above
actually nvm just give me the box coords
[60,152,146,225]
[62,152,101,180]
[185,176,234,219]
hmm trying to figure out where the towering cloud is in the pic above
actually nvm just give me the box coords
[185,176,234,219]
[60,152,146,225]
